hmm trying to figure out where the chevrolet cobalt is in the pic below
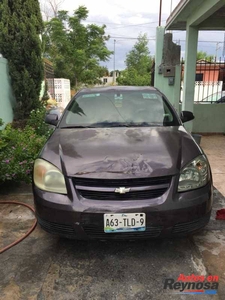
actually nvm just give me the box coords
[33,86,213,239]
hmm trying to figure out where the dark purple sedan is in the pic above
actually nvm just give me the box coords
[33,86,213,239]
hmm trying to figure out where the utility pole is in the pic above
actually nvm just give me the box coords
[169,0,173,32]
[215,42,221,61]
[113,39,116,84]
[222,33,225,57]
[159,0,162,26]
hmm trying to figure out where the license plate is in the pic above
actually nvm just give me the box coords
[104,213,146,233]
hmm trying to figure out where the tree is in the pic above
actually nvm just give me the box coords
[117,34,152,86]
[99,66,109,77]
[43,6,112,87]
[117,68,150,86]
[40,0,64,21]
[197,51,214,62]
[110,70,120,77]
[0,0,44,120]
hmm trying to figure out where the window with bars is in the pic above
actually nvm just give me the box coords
[195,73,203,81]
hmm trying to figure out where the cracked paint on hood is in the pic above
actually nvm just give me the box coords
[40,126,202,179]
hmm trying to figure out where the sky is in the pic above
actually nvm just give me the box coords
[42,0,225,71]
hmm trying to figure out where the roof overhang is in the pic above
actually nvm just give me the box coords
[166,0,225,31]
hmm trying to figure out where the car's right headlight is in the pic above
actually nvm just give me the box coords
[178,155,209,192]
[33,159,67,194]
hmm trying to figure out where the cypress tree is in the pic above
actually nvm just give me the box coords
[0,0,44,119]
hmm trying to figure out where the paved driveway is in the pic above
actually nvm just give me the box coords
[1,135,225,300]
[0,188,224,300]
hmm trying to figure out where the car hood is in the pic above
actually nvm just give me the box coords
[40,126,202,178]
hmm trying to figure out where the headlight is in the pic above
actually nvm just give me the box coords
[178,155,209,192]
[33,159,67,194]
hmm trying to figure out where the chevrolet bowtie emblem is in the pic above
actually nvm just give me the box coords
[115,187,131,194]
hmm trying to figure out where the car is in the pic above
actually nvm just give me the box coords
[33,86,213,240]
[45,106,62,119]
[45,106,63,129]
[199,92,225,103]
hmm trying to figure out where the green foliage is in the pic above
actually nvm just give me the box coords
[98,66,110,77]
[197,51,214,62]
[41,80,50,103]
[0,125,46,183]
[0,0,44,120]
[0,107,52,184]
[27,106,53,138]
[43,6,112,87]
[0,118,4,127]
[126,34,152,75]
[117,68,150,86]
[117,34,152,86]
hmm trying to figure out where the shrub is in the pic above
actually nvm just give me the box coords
[0,124,47,183]
[27,106,53,138]
[0,107,53,184]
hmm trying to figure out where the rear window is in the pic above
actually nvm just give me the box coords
[60,90,179,127]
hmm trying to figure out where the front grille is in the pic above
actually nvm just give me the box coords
[172,213,211,235]
[73,175,171,201]
[78,188,167,200]
[73,176,171,188]
[37,217,76,237]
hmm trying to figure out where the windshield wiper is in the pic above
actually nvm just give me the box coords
[60,125,97,128]
[125,122,163,127]
[60,123,128,128]
[89,122,163,127]
[88,122,130,127]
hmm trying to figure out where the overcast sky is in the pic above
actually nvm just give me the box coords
[43,0,225,71]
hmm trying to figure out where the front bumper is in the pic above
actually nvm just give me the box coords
[33,176,213,240]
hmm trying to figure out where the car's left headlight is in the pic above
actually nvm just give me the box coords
[33,159,67,194]
[178,155,209,192]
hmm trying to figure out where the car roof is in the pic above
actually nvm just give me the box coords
[79,86,157,94]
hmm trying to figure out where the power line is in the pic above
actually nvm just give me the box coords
[108,36,156,40]
[108,36,225,45]
[106,20,167,30]
[107,32,156,38]
[83,19,167,29]
[106,26,162,34]
[174,40,224,44]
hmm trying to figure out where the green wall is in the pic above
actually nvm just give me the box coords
[192,104,225,133]
[0,58,15,129]
[155,64,181,112]
[179,103,225,133]
[154,27,181,113]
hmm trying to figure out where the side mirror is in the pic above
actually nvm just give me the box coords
[45,114,58,126]
[180,111,195,123]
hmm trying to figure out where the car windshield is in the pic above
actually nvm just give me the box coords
[59,90,179,128]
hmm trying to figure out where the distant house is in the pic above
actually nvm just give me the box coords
[97,71,120,87]
[195,59,225,84]
[100,76,115,86]
[181,59,225,85]
[180,59,225,101]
